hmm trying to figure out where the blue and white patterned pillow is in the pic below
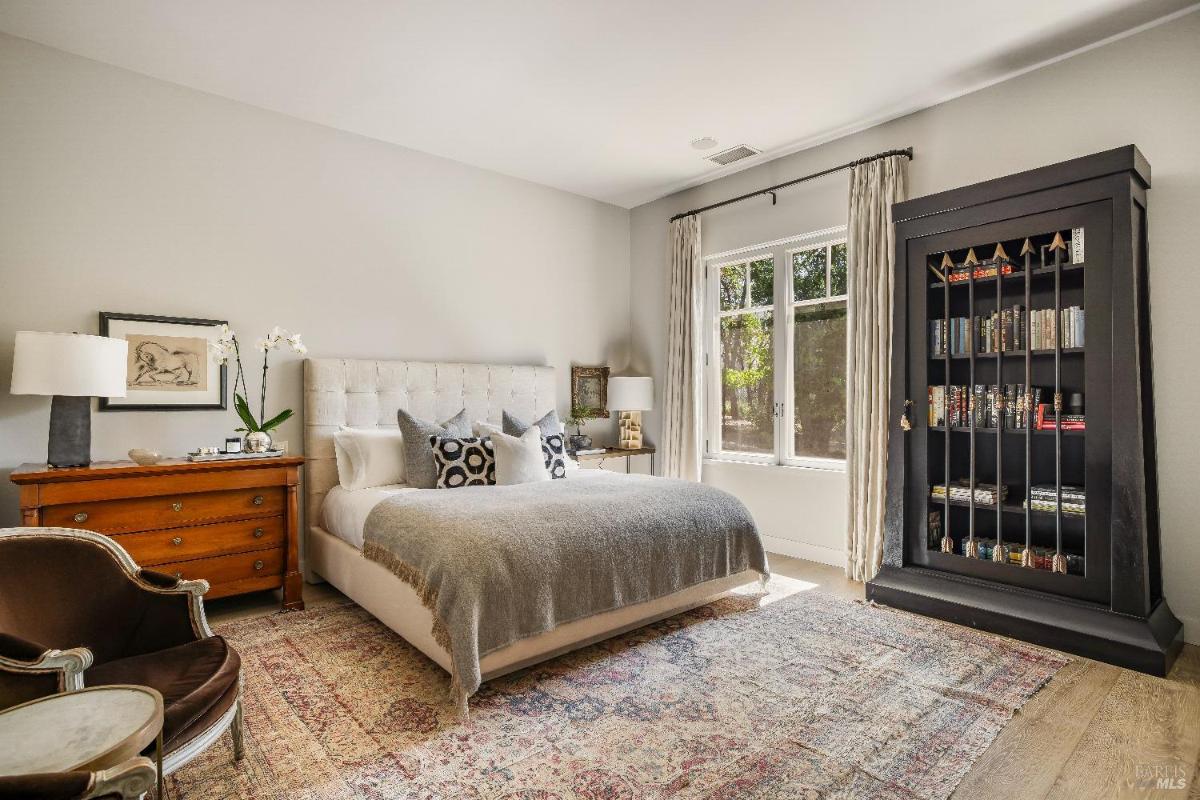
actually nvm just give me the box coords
[542,433,568,480]
[430,436,495,488]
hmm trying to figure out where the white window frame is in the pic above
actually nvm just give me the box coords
[704,226,849,471]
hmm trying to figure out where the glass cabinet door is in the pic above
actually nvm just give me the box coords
[902,202,1112,604]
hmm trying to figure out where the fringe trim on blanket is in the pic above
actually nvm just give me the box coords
[362,542,471,720]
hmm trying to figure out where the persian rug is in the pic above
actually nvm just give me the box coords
[169,582,1067,799]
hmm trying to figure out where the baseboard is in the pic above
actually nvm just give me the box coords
[761,535,845,569]
[1177,610,1198,646]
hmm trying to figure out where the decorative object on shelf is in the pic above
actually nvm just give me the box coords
[209,325,307,454]
[564,406,592,452]
[127,448,162,465]
[570,366,609,418]
[224,437,243,454]
[608,376,653,450]
[10,331,128,467]
[188,449,283,462]
[244,431,272,454]
[98,312,228,411]
[869,145,1181,677]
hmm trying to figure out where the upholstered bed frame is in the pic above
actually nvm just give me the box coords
[303,358,557,530]
[301,357,756,683]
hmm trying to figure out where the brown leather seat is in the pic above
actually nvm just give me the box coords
[0,528,244,772]
[0,772,93,800]
[0,756,157,800]
[87,636,241,752]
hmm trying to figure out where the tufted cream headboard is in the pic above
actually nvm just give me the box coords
[303,358,556,525]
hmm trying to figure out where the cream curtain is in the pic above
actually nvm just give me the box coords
[846,156,907,581]
[661,216,704,481]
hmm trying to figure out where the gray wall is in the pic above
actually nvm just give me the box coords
[629,13,1200,641]
[0,34,631,517]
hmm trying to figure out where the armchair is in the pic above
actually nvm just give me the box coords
[0,528,244,776]
[0,756,156,800]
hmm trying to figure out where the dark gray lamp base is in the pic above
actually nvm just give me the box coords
[48,395,92,467]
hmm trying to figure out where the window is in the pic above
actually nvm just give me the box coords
[716,257,775,454]
[706,230,848,468]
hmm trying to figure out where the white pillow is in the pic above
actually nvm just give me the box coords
[333,427,406,490]
[474,418,578,470]
[472,420,504,437]
[490,427,551,486]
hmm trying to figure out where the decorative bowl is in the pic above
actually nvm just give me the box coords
[128,448,162,465]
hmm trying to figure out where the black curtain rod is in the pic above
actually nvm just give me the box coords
[669,146,913,222]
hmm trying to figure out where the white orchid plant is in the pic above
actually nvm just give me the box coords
[209,325,307,435]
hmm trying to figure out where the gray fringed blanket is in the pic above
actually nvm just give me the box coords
[362,471,768,711]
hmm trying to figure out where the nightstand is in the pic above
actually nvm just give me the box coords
[573,446,655,475]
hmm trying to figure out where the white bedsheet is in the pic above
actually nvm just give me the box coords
[320,469,605,550]
[321,484,414,550]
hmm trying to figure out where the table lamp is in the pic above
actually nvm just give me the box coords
[608,376,653,450]
[11,331,129,467]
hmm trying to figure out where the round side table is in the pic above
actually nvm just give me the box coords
[0,685,164,795]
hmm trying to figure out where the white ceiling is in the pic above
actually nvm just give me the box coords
[0,1,1193,208]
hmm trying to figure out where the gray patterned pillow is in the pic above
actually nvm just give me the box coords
[431,436,495,488]
[397,408,471,489]
[542,433,568,479]
[502,409,562,438]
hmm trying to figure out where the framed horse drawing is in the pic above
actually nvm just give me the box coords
[99,312,228,411]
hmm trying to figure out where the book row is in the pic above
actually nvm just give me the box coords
[928,384,1086,431]
[927,228,1086,286]
[929,482,1086,516]
[928,305,1085,356]
[930,481,1008,506]
[1031,306,1085,350]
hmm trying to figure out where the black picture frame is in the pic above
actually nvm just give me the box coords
[98,311,228,411]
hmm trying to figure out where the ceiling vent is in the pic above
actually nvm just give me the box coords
[707,144,760,166]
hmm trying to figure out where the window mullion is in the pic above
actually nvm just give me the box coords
[774,248,788,466]
[826,242,833,299]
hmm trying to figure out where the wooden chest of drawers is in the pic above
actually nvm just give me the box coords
[11,456,305,610]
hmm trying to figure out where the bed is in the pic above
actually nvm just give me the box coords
[303,358,767,709]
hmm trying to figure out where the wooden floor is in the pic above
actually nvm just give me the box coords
[208,554,1200,799]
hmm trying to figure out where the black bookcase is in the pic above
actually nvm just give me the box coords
[867,146,1183,676]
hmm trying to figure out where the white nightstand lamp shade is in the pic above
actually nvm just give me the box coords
[608,376,653,450]
[11,331,128,467]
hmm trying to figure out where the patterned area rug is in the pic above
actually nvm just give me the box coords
[170,581,1067,799]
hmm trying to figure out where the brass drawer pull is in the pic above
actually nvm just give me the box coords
[73,512,88,523]
[171,536,183,546]
[171,502,183,512]
[252,495,265,506]
[253,527,265,538]
[253,560,264,571]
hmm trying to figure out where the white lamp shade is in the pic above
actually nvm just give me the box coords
[11,331,129,398]
[608,376,653,411]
